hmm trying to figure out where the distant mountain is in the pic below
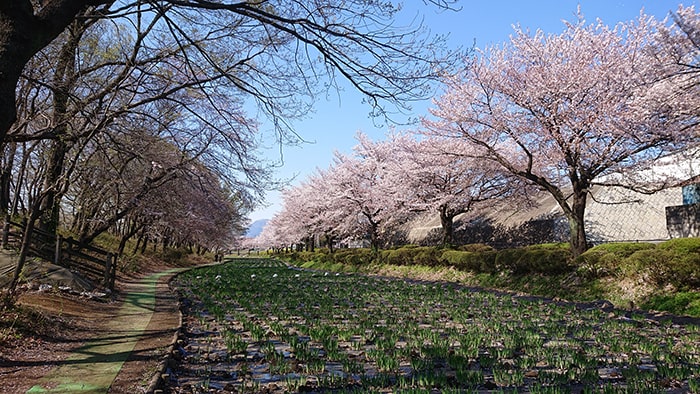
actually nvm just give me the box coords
[245,219,269,238]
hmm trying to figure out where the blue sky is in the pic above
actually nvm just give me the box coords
[248,0,694,223]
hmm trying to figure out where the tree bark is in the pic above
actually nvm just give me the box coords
[38,18,85,235]
[9,204,41,295]
[38,139,67,234]
[140,235,149,254]
[117,219,142,256]
[567,190,589,258]
[326,234,335,253]
[0,1,108,140]
[10,143,32,216]
[439,205,455,247]
[0,142,15,214]
[369,224,380,251]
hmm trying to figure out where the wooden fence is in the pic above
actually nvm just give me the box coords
[2,219,116,290]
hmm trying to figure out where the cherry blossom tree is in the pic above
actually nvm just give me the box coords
[269,183,318,251]
[266,133,412,251]
[256,216,291,251]
[272,159,378,250]
[426,12,698,257]
[110,163,245,257]
[327,135,415,250]
[289,169,345,251]
[389,134,530,246]
[138,166,246,254]
[658,5,700,132]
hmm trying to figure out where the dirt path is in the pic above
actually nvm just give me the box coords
[1,267,191,394]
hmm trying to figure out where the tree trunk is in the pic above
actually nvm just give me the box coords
[439,205,455,247]
[38,19,85,235]
[306,236,315,252]
[0,142,16,214]
[10,143,32,217]
[565,190,589,258]
[0,25,26,141]
[0,63,21,141]
[526,175,590,258]
[140,235,149,254]
[117,233,129,256]
[327,234,335,253]
[38,139,68,234]
[133,230,143,254]
[9,206,41,295]
[0,1,106,141]
[369,224,380,251]
[117,220,141,256]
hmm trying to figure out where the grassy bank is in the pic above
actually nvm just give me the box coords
[275,239,700,317]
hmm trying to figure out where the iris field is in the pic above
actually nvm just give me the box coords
[168,258,700,393]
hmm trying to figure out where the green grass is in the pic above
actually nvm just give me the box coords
[641,291,700,316]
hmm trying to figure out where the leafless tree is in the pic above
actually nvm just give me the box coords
[1,0,460,142]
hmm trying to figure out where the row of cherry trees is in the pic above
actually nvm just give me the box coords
[257,132,529,250]
[260,6,700,257]
[2,5,262,292]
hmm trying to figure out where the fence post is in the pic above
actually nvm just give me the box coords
[2,217,10,249]
[54,234,62,265]
[103,253,117,291]
[110,254,117,291]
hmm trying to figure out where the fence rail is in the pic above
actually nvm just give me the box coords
[2,219,116,290]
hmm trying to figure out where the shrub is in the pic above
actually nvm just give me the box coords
[296,251,317,263]
[440,250,496,273]
[346,248,375,265]
[385,247,418,266]
[329,248,375,266]
[671,253,700,288]
[458,244,495,253]
[161,247,190,263]
[412,246,441,266]
[440,250,474,271]
[521,245,573,274]
[331,249,355,264]
[495,248,522,273]
[626,242,700,289]
[479,251,498,274]
[576,242,657,279]
[379,246,443,266]
[313,248,331,262]
[529,243,570,249]
[622,248,673,285]
[657,237,700,254]
[496,245,572,275]
[376,250,392,265]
